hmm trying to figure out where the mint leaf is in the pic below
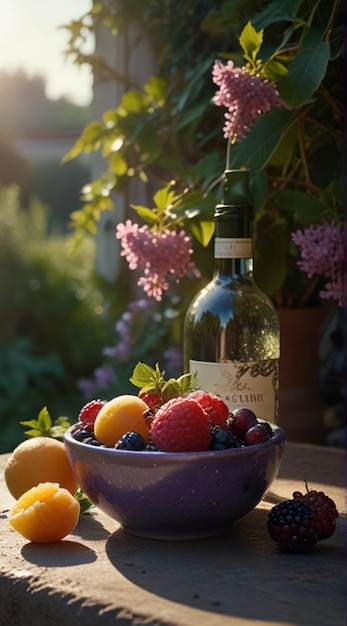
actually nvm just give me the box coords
[37,406,53,432]
[75,488,94,514]
[176,372,198,393]
[50,416,72,440]
[20,406,52,437]
[20,428,44,438]
[129,362,165,389]
[20,409,71,439]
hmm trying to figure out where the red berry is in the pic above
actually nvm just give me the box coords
[227,407,258,437]
[293,486,339,540]
[150,396,212,452]
[244,424,270,445]
[138,389,169,412]
[189,390,229,427]
[267,499,319,552]
[78,399,106,430]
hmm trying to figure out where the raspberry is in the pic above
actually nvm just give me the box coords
[78,399,106,430]
[267,499,319,552]
[138,389,169,412]
[293,486,339,540]
[189,391,229,427]
[150,396,212,452]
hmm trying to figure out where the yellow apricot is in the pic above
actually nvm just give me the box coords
[5,437,79,500]
[8,482,80,543]
[94,394,150,446]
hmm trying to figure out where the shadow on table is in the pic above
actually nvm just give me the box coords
[105,505,343,626]
[21,540,97,567]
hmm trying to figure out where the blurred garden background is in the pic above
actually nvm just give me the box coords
[0,0,343,452]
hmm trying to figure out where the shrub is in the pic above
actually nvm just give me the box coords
[0,186,107,452]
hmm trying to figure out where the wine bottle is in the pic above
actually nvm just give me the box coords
[184,169,280,422]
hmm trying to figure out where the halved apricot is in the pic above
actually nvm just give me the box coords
[9,482,80,543]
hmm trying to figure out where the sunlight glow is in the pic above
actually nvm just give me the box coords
[0,0,94,106]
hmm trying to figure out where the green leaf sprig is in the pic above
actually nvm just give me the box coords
[130,362,198,399]
[20,406,71,440]
[20,407,93,514]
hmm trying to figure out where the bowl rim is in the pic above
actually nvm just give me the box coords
[64,421,286,459]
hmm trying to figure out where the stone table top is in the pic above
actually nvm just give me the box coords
[0,442,345,626]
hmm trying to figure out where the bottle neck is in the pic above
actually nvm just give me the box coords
[213,205,253,278]
[213,256,253,277]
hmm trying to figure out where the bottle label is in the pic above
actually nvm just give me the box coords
[189,359,279,422]
[215,237,252,259]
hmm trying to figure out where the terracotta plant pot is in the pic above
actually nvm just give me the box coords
[277,306,329,444]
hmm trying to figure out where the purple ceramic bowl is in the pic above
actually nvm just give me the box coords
[64,424,286,540]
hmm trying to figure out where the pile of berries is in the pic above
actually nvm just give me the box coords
[72,391,275,453]
[267,482,339,552]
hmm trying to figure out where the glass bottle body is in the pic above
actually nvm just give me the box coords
[183,171,280,422]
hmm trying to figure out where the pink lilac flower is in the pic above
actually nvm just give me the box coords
[292,223,344,306]
[129,298,150,312]
[164,347,183,375]
[77,366,114,399]
[116,220,201,301]
[94,366,114,388]
[212,60,282,141]
[103,341,131,361]
[77,377,99,399]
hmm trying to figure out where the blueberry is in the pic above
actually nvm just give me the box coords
[209,427,244,450]
[115,431,145,451]
[260,421,274,437]
[143,442,159,451]
[73,426,94,442]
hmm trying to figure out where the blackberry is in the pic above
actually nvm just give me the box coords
[209,427,244,450]
[267,499,319,552]
[115,431,145,451]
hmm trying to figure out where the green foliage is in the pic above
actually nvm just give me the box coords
[19,405,93,513]
[0,187,108,452]
[20,407,71,440]
[75,487,94,514]
[63,0,343,306]
[129,362,197,397]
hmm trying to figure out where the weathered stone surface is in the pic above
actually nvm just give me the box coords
[0,443,345,626]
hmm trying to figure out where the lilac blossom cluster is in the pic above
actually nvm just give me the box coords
[292,224,344,306]
[77,299,150,398]
[116,220,201,301]
[77,365,114,399]
[212,60,282,141]
[77,299,183,399]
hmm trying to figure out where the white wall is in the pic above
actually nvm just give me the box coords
[92,19,156,282]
